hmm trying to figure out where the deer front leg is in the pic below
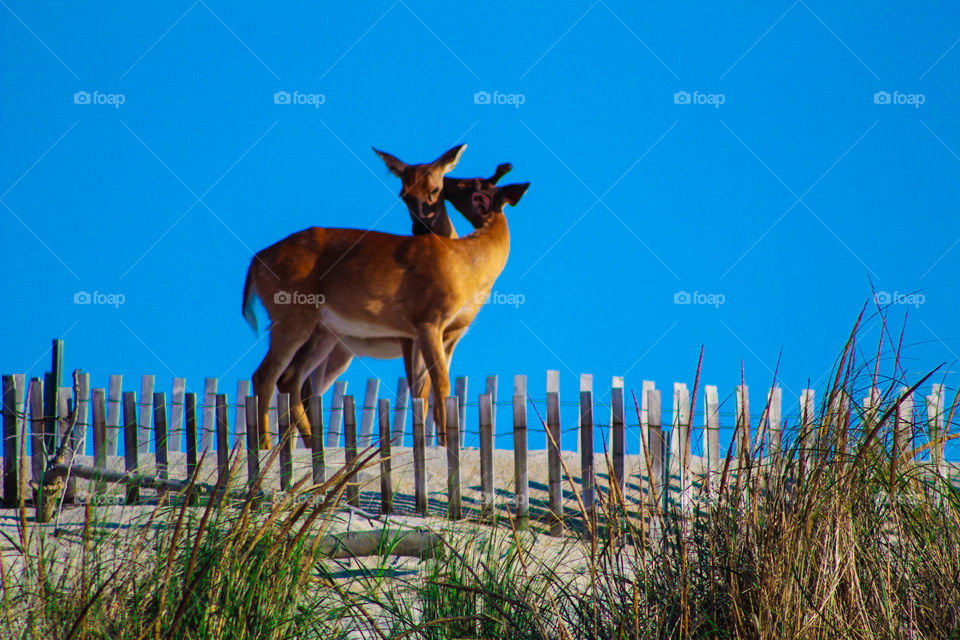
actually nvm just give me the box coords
[415,325,449,447]
[277,328,338,444]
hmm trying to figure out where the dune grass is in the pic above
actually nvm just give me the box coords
[3,314,959,639]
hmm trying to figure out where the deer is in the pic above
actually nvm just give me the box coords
[243,145,526,448]
[285,156,515,410]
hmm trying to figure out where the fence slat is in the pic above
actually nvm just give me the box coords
[185,393,198,482]
[673,383,691,513]
[2,376,19,507]
[647,387,663,517]
[485,375,498,440]
[455,376,467,448]
[640,380,655,479]
[123,391,139,504]
[201,378,217,454]
[425,390,436,447]
[546,371,562,536]
[392,378,408,445]
[446,396,462,520]
[379,398,392,514]
[343,395,358,506]
[768,387,782,458]
[138,375,154,456]
[154,392,168,495]
[92,388,106,496]
[29,378,44,483]
[278,393,293,491]
[800,389,815,453]
[705,385,720,491]
[106,375,122,456]
[216,394,230,489]
[234,380,250,451]
[45,340,63,455]
[927,384,946,478]
[736,385,750,459]
[327,380,346,447]
[170,378,185,453]
[578,374,592,454]
[580,388,595,517]
[611,377,625,496]
[76,373,89,457]
[412,398,427,515]
[245,396,260,490]
[309,395,325,485]
[513,376,528,526]
[479,394,494,518]
[57,387,77,502]
[359,378,380,448]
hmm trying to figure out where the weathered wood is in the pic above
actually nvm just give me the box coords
[75,373,90,457]
[673,383,691,513]
[546,372,562,536]
[234,380,250,451]
[138,375,154,455]
[170,377,185,453]
[327,380,347,447]
[154,392,169,494]
[735,385,750,460]
[478,393,494,518]
[893,388,913,469]
[392,378,408,445]
[578,374,592,454]
[446,396,462,520]
[106,375,122,455]
[927,384,946,478]
[704,385,720,490]
[359,378,380,448]
[29,378,44,483]
[343,395,359,506]
[611,377,625,495]
[245,396,260,489]
[486,375,498,437]
[768,387,782,458]
[315,529,442,559]
[2,376,19,506]
[216,393,230,490]
[57,387,77,502]
[412,398,427,515]
[455,376,468,447]
[640,380,655,478]
[45,340,63,453]
[309,395,325,485]
[201,377,217,453]
[513,375,528,525]
[800,389,816,453]
[185,393,198,481]
[580,388,595,515]
[425,389,436,447]
[123,391,139,504]
[91,388,107,496]
[378,398,392,514]
[647,387,663,514]
[278,393,293,491]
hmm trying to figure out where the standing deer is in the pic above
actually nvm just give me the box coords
[243,168,528,448]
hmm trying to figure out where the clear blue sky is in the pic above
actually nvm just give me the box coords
[2,2,958,452]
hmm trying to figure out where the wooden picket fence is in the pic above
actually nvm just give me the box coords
[1,345,955,531]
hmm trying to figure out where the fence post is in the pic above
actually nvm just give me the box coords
[309,396,325,485]
[57,387,77,503]
[216,394,230,492]
[455,376,468,448]
[343,395,359,506]
[278,393,293,492]
[578,374,592,455]
[170,378,185,453]
[185,393,198,484]
[412,397,427,515]
[546,370,562,536]
[446,396,462,520]
[704,385,720,492]
[2,376,19,507]
[245,396,260,491]
[201,378,217,454]
[768,387,782,460]
[513,375,528,527]
[327,380,346,447]
[359,378,380,448]
[234,380,250,451]
[611,377,625,498]
[154,392,169,496]
[735,385,750,460]
[123,391,139,505]
[673,383,691,514]
[91,388,106,497]
[379,398,392,514]
[646,387,663,539]
[479,393,495,520]
[29,378,45,484]
[392,378,408,446]
[76,373,90,458]
[138,375,154,456]
[580,388,595,523]
[486,375,498,440]
[107,375,122,456]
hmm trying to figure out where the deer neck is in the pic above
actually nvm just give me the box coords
[411,201,457,238]
[459,210,510,275]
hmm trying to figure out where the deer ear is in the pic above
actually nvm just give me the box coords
[373,148,407,178]
[434,144,466,174]
[490,163,512,184]
[497,182,529,207]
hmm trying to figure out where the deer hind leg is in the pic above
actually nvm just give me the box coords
[415,325,449,446]
[278,327,338,444]
[403,338,433,429]
[252,318,316,449]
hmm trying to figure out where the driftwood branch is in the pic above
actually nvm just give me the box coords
[316,530,442,559]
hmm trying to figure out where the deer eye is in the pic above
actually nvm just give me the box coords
[431,187,440,195]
